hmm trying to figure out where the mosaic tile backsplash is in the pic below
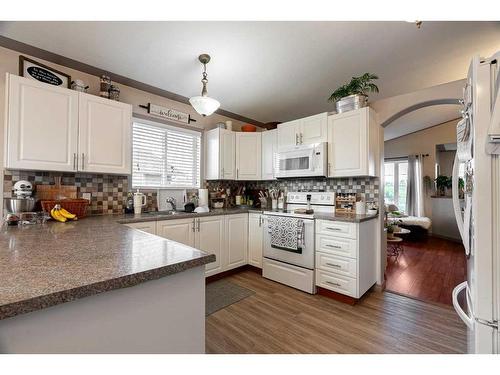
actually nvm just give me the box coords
[3,170,157,215]
[206,177,380,202]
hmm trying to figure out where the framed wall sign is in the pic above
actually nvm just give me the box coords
[140,103,195,124]
[19,56,71,88]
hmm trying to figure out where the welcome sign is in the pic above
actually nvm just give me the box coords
[146,103,192,124]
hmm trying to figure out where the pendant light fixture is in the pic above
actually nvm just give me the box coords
[189,54,220,116]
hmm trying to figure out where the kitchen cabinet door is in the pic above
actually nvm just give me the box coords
[235,132,261,180]
[195,216,225,276]
[205,128,235,180]
[277,120,300,148]
[124,221,157,235]
[248,213,263,268]
[78,93,132,174]
[5,74,79,172]
[156,218,195,247]
[328,107,376,177]
[224,214,248,270]
[300,112,328,145]
[221,129,236,179]
[261,129,277,180]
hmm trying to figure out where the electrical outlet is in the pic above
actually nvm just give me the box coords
[82,193,91,201]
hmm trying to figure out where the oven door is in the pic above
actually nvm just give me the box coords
[262,215,315,269]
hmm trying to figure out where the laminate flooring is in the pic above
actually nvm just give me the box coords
[206,270,467,354]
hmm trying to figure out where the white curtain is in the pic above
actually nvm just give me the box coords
[406,155,424,217]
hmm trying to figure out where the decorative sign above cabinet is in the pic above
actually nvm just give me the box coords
[140,103,196,124]
[19,56,71,88]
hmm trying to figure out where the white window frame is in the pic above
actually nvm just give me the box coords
[384,158,408,212]
[131,116,202,190]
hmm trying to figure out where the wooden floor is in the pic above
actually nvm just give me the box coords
[205,270,467,354]
[385,236,467,305]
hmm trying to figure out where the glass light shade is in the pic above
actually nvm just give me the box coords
[189,95,220,116]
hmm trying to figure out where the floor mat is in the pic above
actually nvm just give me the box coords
[206,279,255,316]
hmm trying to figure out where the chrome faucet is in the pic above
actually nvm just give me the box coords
[166,197,177,211]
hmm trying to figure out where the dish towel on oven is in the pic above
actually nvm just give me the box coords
[267,216,305,252]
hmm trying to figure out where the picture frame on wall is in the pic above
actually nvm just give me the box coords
[19,56,71,88]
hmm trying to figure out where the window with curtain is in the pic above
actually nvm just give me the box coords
[384,159,408,212]
[132,119,201,189]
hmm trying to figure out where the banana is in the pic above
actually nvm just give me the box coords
[58,207,77,220]
[50,207,67,222]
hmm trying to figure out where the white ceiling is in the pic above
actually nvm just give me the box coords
[1,21,499,124]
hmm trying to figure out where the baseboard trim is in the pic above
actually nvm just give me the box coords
[317,287,357,305]
[205,265,262,284]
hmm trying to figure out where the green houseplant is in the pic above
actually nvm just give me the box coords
[435,175,451,196]
[328,73,379,113]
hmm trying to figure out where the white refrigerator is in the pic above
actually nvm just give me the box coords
[452,52,500,354]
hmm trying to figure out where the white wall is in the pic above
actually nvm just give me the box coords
[384,119,459,221]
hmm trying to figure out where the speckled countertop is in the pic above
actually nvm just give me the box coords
[0,215,215,321]
[312,212,378,223]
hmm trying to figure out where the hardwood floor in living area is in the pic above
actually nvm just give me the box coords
[385,236,467,305]
[205,270,467,354]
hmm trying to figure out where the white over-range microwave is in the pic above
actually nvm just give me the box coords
[275,142,328,178]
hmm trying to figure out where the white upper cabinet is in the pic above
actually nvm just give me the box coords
[78,93,132,174]
[277,112,327,148]
[327,107,379,177]
[261,129,277,180]
[4,74,132,174]
[5,74,79,172]
[301,112,328,145]
[235,132,261,180]
[205,128,235,180]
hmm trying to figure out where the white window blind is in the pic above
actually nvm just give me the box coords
[132,120,201,189]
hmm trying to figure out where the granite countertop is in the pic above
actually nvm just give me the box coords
[0,215,215,321]
[312,212,378,223]
[117,207,250,224]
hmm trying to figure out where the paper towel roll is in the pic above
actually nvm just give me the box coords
[198,189,209,207]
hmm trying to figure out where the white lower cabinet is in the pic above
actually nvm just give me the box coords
[155,214,248,277]
[224,213,248,270]
[196,216,225,277]
[315,219,377,299]
[156,218,196,247]
[124,221,157,235]
[247,213,263,268]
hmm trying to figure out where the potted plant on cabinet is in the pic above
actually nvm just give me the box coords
[328,73,379,113]
[435,175,450,196]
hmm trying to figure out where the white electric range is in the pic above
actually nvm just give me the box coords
[262,191,336,294]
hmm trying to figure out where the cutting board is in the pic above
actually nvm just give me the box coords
[36,185,77,200]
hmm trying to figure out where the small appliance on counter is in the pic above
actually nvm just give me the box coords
[195,188,210,213]
[4,180,36,226]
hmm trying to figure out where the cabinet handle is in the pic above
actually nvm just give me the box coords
[197,218,200,232]
[73,153,77,170]
[328,163,331,175]
[326,262,341,268]
[295,133,299,145]
[222,167,225,177]
[326,244,342,249]
[325,281,342,287]
[81,153,85,170]
[300,133,303,144]
[237,169,239,179]
[258,216,262,227]
[192,219,196,232]
[326,227,341,231]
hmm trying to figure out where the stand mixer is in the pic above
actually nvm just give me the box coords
[4,180,36,225]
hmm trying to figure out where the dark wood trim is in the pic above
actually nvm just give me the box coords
[205,265,261,284]
[316,286,358,305]
[0,35,266,128]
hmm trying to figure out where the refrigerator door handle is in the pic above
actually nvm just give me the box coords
[452,281,475,330]
[452,153,470,257]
